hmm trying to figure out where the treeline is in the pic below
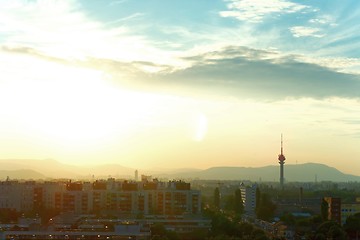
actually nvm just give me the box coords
[206,185,360,239]
[203,207,270,240]
[206,187,274,240]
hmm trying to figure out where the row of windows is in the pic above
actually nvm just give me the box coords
[341,208,360,212]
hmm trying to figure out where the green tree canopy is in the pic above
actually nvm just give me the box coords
[256,193,276,221]
[234,188,244,215]
[316,221,347,240]
[214,187,220,209]
[320,198,329,221]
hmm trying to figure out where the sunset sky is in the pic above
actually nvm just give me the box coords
[1,0,360,174]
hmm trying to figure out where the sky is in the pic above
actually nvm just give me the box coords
[1,0,360,174]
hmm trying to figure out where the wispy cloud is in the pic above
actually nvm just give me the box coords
[109,0,127,6]
[150,46,360,100]
[105,13,144,26]
[0,0,179,66]
[11,39,360,100]
[290,26,324,38]
[297,56,360,75]
[2,0,359,91]
[220,0,308,22]
[309,15,334,25]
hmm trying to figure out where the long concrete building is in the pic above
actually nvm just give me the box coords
[0,178,201,217]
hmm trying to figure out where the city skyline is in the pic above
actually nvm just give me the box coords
[1,0,360,175]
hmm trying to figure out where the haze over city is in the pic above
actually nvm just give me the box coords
[1,0,360,175]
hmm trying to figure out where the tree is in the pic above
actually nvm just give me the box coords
[150,223,180,240]
[343,213,360,239]
[224,194,235,211]
[280,212,295,226]
[328,225,347,240]
[314,233,326,240]
[238,222,254,237]
[256,193,276,221]
[320,198,328,221]
[224,189,244,216]
[234,189,244,215]
[185,229,208,240]
[214,187,220,209]
[316,221,347,240]
[256,187,261,211]
[250,228,270,240]
[0,209,19,223]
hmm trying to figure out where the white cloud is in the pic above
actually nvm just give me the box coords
[105,13,145,26]
[0,0,183,67]
[289,26,324,38]
[309,16,331,25]
[220,0,308,22]
[296,55,360,75]
[109,0,127,6]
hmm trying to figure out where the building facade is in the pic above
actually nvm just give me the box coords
[240,183,257,215]
[341,202,360,225]
[324,197,341,225]
[0,179,201,217]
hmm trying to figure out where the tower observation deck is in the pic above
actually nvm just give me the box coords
[278,134,286,188]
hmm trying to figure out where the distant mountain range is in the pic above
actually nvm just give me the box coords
[0,159,134,180]
[0,159,359,182]
[162,163,360,182]
[0,169,46,180]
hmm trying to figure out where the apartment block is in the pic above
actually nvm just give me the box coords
[0,179,201,217]
[324,197,341,225]
[240,183,257,216]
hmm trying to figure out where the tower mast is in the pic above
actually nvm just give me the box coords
[278,134,286,188]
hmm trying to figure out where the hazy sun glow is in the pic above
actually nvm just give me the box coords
[1,0,360,174]
[193,113,208,142]
[0,54,162,149]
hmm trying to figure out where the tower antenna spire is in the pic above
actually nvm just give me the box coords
[278,134,286,189]
[281,133,283,155]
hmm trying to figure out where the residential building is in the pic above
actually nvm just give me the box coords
[0,179,201,217]
[324,197,341,225]
[341,201,360,225]
[240,183,257,215]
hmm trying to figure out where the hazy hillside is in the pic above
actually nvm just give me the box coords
[0,159,134,179]
[0,159,81,178]
[163,163,360,182]
[0,169,46,180]
[0,160,358,182]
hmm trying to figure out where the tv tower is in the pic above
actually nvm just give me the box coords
[278,134,286,188]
